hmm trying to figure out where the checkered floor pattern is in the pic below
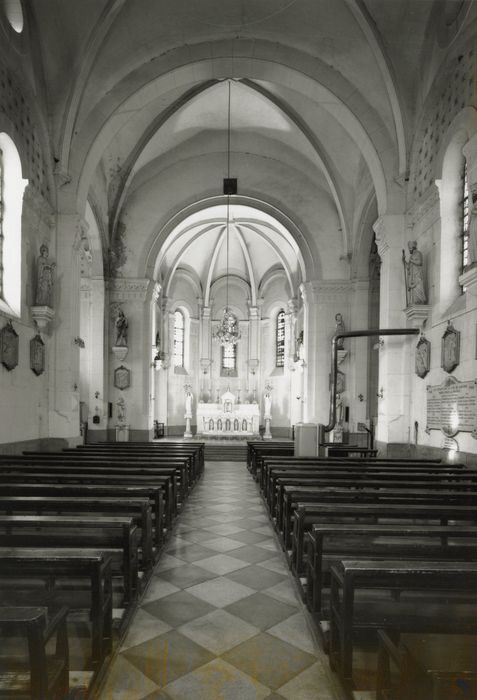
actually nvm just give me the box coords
[99,461,344,699]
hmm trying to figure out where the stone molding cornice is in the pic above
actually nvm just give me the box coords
[406,183,440,228]
[351,278,370,293]
[107,277,151,301]
[300,279,351,304]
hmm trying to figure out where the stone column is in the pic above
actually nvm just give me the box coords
[48,214,85,440]
[155,296,170,430]
[248,302,261,400]
[300,280,350,425]
[348,278,369,431]
[107,278,154,441]
[373,214,410,446]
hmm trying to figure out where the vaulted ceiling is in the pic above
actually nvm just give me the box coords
[8,0,474,282]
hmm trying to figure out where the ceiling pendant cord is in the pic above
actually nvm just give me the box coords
[226,79,231,313]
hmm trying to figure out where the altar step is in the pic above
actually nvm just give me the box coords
[204,444,248,462]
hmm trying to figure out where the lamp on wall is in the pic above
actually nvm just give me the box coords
[213,80,241,348]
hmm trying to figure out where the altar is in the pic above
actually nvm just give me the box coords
[196,391,260,436]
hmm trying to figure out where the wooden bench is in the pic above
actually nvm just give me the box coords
[0,484,165,547]
[291,501,477,578]
[304,523,477,617]
[327,446,378,458]
[376,630,477,700]
[0,549,112,674]
[0,515,139,604]
[280,481,477,553]
[0,457,182,509]
[328,559,477,685]
[71,444,204,481]
[0,496,155,568]
[263,461,468,505]
[0,472,177,526]
[0,606,69,700]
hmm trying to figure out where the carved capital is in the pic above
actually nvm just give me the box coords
[107,277,151,302]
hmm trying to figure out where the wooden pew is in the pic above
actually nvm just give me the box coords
[0,549,112,675]
[328,559,477,686]
[304,523,477,617]
[247,442,294,477]
[327,446,378,458]
[0,457,183,508]
[0,606,69,700]
[376,630,477,700]
[72,443,205,480]
[50,451,194,493]
[0,484,165,548]
[291,501,477,579]
[262,460,466,501]
[279,480,477,551]
[0,496,154,568]
[0,472,177,526]
[0,515,139,604]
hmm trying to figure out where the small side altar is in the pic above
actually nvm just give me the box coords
[197,390,259,436]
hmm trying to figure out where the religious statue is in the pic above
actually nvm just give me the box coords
[35,244,56,306]
[294,330,304,362]
[116,395,126,424]
[115,308,128,347]
[263,384,272,419]
[184,386,193,418]
[402,240,426,305]
[335,313,345,349]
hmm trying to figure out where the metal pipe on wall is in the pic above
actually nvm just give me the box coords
[324,327,419,436]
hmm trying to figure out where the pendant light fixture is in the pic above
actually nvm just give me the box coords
[214,80,240,347]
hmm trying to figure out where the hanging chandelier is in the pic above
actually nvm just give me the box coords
[213,80,240,347]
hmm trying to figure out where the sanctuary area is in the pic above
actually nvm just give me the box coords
[1,1,477,699]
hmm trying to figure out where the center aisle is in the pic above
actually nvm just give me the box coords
[100,461,343,700]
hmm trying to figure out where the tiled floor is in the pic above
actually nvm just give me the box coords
[99,461,344,700]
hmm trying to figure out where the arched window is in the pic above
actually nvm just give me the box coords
[221,343,236,373]
[276,309,285,367]
[461,160,470,278]
[173,310,184,367]
[0,132,27,316]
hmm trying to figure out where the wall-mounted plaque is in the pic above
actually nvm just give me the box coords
[426,376,477,438]
[415,336,430,379]
[441,321,460,373]
[30,334,45,376]
[114,365,130,390]
[0,320,19,371]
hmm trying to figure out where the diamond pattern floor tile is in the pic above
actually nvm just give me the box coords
[222,633,316,690]
[123,630,215,687]
[178,609,259,654]
[120,609,172,652]
[163,658,271,700]
[186,576,255,607]
[143,590,216,627]
[193,553,250,575]
[225,592,297,630]
[98,460,342,700]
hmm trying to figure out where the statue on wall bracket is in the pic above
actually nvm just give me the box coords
[402,240,426,306]
[0,320,19,371]
[30,333,45,376]
[441,320,460,374]
[415,335,431,379]
[114,365,131,390]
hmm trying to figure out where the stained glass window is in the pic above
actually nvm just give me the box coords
[461,161,470,275]
[173,310,184,367]
[221,342,236,372]
[276,309,285,367]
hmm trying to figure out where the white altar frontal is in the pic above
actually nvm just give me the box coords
[197,391,259,436]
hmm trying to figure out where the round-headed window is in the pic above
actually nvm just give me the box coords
[3,0,23,33]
